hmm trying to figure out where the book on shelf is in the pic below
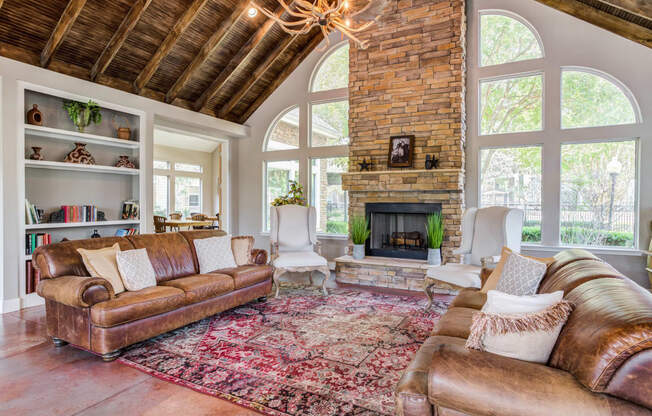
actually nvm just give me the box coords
[26,233,51,255]
[24,199,43,225]
[115,228,138,237]
[61,205,99,223]
[26,259,41,294]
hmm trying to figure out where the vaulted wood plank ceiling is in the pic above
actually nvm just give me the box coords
[0,0,322,124]
[0,1,649,125]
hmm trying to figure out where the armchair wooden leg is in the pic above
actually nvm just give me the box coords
[273,268,286,298]
[319,266,330,296]
[309,271,314,285]
[423,277,435,310]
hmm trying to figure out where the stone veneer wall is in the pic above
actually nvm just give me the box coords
[345,0,467,263]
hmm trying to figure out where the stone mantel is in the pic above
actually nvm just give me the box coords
[342,168,465,193]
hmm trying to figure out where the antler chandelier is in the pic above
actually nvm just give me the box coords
[251,0,385,50]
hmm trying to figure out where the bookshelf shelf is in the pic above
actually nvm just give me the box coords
[25,160,139,175]
[25,220,140,230]
[25,125,140,149]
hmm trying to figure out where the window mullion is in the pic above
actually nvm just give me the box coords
[541,141,560,246]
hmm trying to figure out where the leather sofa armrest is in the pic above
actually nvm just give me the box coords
[251,249,268,265]
[37,275,114,308]
[428,342,647,416]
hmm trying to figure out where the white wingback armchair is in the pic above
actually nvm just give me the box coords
[270,204,330,297]
[425,206,524,300]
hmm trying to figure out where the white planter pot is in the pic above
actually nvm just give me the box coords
[352,244,365,260]
[427,248,441,266]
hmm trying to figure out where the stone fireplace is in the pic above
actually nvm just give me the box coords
[335,0,466,291]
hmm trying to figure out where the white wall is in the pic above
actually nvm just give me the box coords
[465,0,652,288]
[0,57,247,312]
[236,33,349,261]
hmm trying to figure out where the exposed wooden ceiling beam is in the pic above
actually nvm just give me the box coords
[166,1,249,104]
[534,0,652,48]
[218,34,298,118]
[90,0,152,81]
[238,31,323,123]
[40,0,87,67]
[133,0,209,93]
[195,5,286,112]
[0,1,4,9]
[598,0,652,21]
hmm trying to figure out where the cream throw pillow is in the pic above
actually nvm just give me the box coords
[481,247,554,293]
[116,248,157,291]
[77,243,125,294]
[466,290,573,364]
[194,235,237,274]
[231,236,253,266]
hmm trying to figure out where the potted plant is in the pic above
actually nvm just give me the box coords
[271,180,306,206]
[350,216,371,260]
[425,212,444,265]
[63,100,102,132]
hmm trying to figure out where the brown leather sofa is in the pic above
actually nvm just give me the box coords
[396,249,652,416]
[34,230,272,361]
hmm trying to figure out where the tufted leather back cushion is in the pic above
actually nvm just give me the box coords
[126,233,196,283]
[538,259,624,295]
[549,278,652,393]
[33,237,134,279]
[544,248,600,277]
[179,230,228,272]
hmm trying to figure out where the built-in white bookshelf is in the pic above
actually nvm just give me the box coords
[19,82,147,308]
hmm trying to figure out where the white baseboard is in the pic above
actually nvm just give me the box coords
[2,298,21,313]
[1,293,44,314]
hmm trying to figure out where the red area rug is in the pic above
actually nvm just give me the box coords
[119,288,452,415]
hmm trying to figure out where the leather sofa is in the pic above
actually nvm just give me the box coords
[396,249,652,416]
[34,230,272,361]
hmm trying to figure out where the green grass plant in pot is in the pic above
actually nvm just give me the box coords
[426,212,444,265]
[350,216,371,260]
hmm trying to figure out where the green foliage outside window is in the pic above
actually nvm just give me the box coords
[481,74,542,135]
[480,14,542,67]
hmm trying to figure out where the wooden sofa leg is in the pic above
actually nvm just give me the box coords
[257,296,268,303]
[101,350,121,362]
[52,337,68,347]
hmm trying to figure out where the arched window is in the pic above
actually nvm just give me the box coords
[262,42,350,234]
[264,106,300,151]
[311,43,349,92]
[561,68,638,129]
[480,12,543,67]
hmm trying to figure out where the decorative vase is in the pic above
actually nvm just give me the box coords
[74,109,90,132]
[352,244,365,260]
[30,146,44,160]
[427,248,441,266]
[117,127,131,140]
[115,155,136,169]
[64,143,95,165]
[26,104,43,126]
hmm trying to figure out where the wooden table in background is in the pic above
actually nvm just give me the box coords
[166,219,213,231]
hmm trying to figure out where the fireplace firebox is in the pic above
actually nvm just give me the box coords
[365,202,442,260]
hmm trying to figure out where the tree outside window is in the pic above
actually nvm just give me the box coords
[264,160,299,231]
[310,157,348,234]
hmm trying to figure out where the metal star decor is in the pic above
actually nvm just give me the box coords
[358,158,373,171]
[251,0,388,50]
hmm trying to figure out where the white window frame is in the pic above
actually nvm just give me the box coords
[469,6,643,254]
[261,40,350,238]
[153,174,170,217]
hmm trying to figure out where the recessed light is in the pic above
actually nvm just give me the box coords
[247,7,258,18]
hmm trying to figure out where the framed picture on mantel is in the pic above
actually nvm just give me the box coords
[388,135,414,168]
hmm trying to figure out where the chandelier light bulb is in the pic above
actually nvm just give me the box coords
[343,1,349,8]
[247,7,258,18]
[345,18,352,27]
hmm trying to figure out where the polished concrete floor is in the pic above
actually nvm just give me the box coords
[0,279,425,416]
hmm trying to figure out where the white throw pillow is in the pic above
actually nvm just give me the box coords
[465,290,573,364]
[116,248,157,291]
[194,235,237,274]
[495,251,548,295]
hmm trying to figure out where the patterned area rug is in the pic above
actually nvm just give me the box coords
[119,288,453,415]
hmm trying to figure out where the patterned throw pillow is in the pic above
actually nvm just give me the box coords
[495,251,548,295]
[194,235,237,274]
[116,248,157,291]
[466,290,573,363]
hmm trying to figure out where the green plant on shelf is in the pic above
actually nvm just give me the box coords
[63,100,102,132]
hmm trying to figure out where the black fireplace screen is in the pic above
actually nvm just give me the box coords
[365,202,442,260]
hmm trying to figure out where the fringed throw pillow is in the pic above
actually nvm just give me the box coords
[231,236,254,266]
[466,290,573,364]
